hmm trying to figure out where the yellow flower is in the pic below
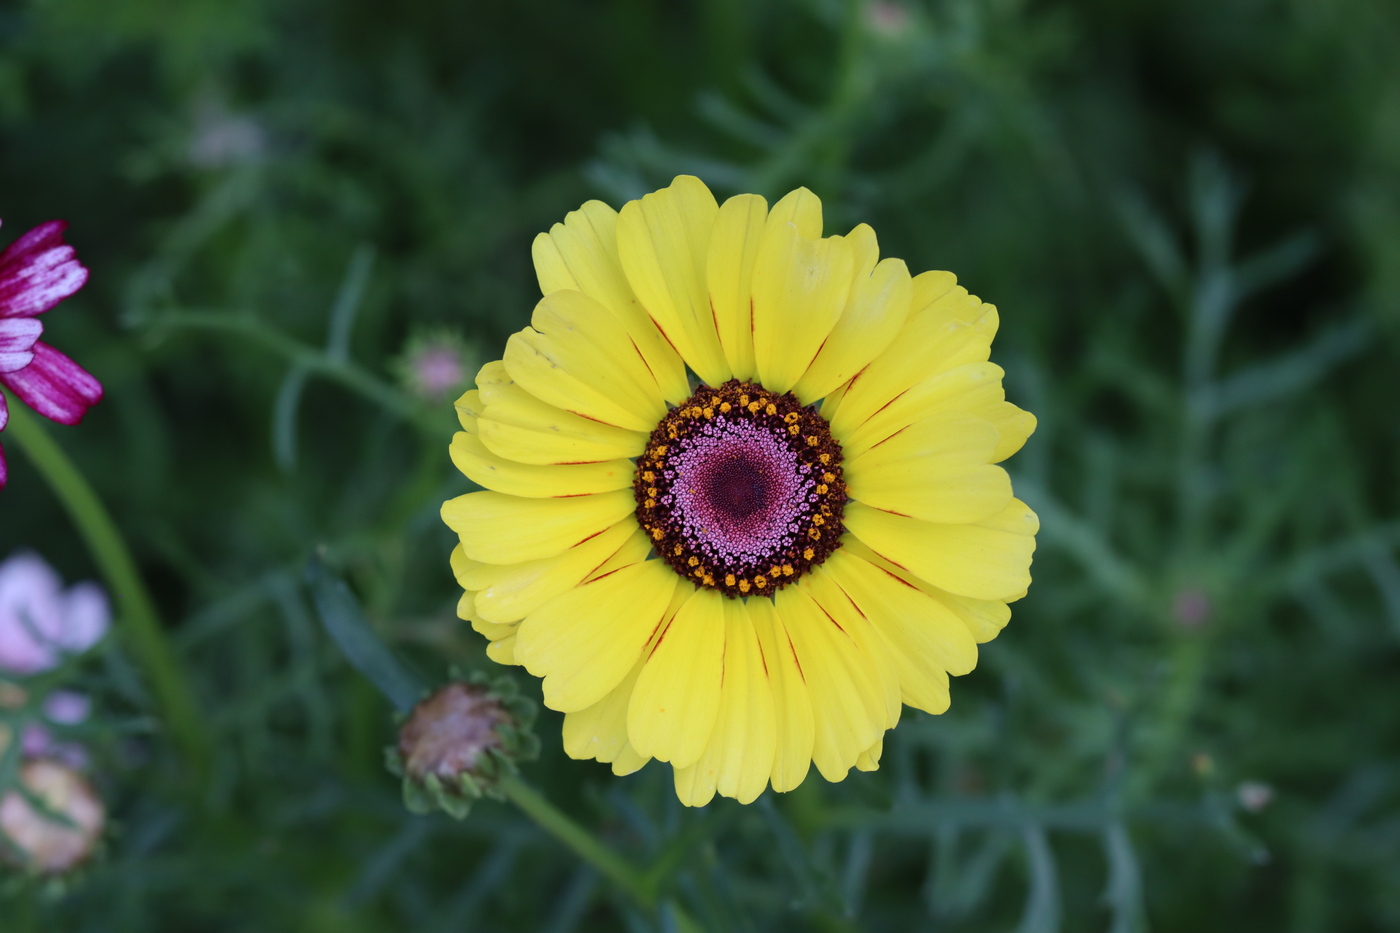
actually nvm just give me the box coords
[442,176,1037,806]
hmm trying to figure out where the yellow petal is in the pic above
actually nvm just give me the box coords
[672,598,778,806]
[616,175,730,385]
[563,657,645,764]
[929,587,1011,643]
[819,380,849,422]
[611,743,649,776]
[532,200,690,403]
[844,222,880,282]
[469,611,517,643]
[454,389,484,432]
[706,193,768,381]
[503,291,666,432]
[449,543,479,589]
[839,362,1009,459]
[748,596,814,793]
[855,736,883,772]
[455,589,475,621]
[910,269,958,309]
[780,579,898,783]
[672,763,715,807]
[808,242,895,421]
[844,498,1038,601]
[449,431,634,498]
[474,359,510,391]
[477,379,646,465]
[973,400,1037,463]
[750,222,854,395]
[442,489,635,565]
[830,288,997,440]
[515,559,679,712]
[792,242,913,404]
[803,571,902,728]
[627,587,725,769]
[486,634,518,665]
[582,524,655,582]
[842,536,1013,644]
[766,186,823,239]
[453,586,483,627]
[470,520,638,624]
[823,550,981,714]
[846,412,1012,524]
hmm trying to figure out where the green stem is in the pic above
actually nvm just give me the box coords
[500,775,654,909]
[145,311,444,438]
[1130,633,1210,800]
[750,0,870,195]
[3,398,209,778]
[1016,482,1149,609]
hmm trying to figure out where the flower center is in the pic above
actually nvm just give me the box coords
[634,380,847,597]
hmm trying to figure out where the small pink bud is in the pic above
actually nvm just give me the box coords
[390,676,539,819]
[397,332,474,403]
[398,682,512,783]
[1173,588,1212,629]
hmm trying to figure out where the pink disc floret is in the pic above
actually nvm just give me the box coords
[635,380,847,597]
[667,418,813,572]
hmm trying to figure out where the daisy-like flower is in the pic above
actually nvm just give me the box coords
[0,219,103,488]
[442,176,1037,806]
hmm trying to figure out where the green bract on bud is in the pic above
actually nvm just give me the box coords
[387,673,538,819]
[0,760,105,875]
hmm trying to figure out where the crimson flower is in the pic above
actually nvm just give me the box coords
[0,220,102,487]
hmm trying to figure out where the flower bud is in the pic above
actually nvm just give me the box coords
[0,759,105,874]
[1172,588,1213,629]
[389,674,538,819]
[395,331,474,403]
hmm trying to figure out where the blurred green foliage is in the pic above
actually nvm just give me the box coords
[2,0,1400,929]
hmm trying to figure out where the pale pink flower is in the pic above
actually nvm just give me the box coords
[0,551,109,675]
[0,220,103,488]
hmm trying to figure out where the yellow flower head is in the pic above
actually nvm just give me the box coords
[442,176,1037,806]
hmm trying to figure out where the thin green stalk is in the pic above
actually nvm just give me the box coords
[500,775,654,909]
[3,398,209,777]
[1129,633,1211,801]
[145,311,444,438]
[749,0,870,195]
[1017,481,1148,609]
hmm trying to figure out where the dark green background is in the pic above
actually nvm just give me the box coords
[2,0,1399,929]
